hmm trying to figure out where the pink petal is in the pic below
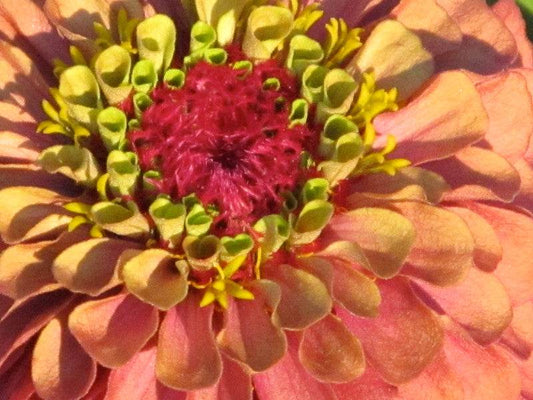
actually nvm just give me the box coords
[416,266,512,345]
[217,280,287,372]
[476,70,533,163]
[493,0,533,68]
[467,203,533,305]
[510,302,533,350]
[424,146,521,202]
[105,345,186,400]
[156,294,222,391]
[338,278,443,384]
[0,347,35,400]
[435,0,518,73]
[0,290,73,370]
[299,314,365,383]
[32,316,97,400]
[442,320,521,400]
[316,0,398,29]
[446,206,502,272]
[253,334,337,400]
[187,356,253,400]
[331,364,401,400]
[397,349,463,400]
[374,71,488,165]
[391,0,462,56]
[68,293,159,368]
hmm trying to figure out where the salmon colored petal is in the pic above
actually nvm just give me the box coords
[394,201,474,286]
[187,356,253,400]
[0,186,71,244]
[348,166,449,204]
[0,230,87,300]
[347,19,434,101]
[476,71,533,163]
[318,0,398,28]
[424,146,521,202]
[514,158,533,213]
[446,206,502,272]
[417,266,512,345]
[217,280,287,372]
[32,316,97,400]
[156,294,222,391]
[0,290,73,369]
[331,364,401,400]
[0,348,35,400]
[329,258,381,318]
[299,314,365,383]
[374,70,488,165]
[0,164,77,195]
[502,301,533,359]
[120,249,189,310]
[68,293,159,368]
[493,0,533,67]
[397,349,463,400]
[53,238,138,296]
[338,278,443,384]
[0,132,41,163]
[262,263,331,330]
[442,320,521,400]
[468,203,533,305]
[326,207,415,279]
[435,0,518,73]
[253,334,337,400]
[105,345,186,400]
[391,0,462,56]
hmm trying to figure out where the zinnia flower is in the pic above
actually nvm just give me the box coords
[1,0,532,398]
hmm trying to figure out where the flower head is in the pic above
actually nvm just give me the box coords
[1,0,533,399]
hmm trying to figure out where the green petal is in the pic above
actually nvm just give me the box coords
[286,34,324,77]
[289,99,309,127]
[242,6,294,60]
[301,65,328,104]
[97,107,127,152]
[291,199,334,245]
[38,145,101,187]
[185,203,213,236]
[132,60,158,93]
[318,158,360,187]
[136,14,177,75]
[317,69,358,123]
[183,235,221,271]
[301,178,329,203]
[190,20,217,53]
[133,92,153,118]
[59,65,102,128]
[204,48,228,65]
[106,151,140,197]
[220,233,254,261]
[149,196,187,247]
[319,114,358,159]
[90,201,150,238]
[164,69,186,89]
[94,45,132,105]
[253,214,290,260]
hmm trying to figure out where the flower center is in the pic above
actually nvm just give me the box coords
[129,58,318,234]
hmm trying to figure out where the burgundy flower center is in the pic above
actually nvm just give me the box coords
[130,60,318,234]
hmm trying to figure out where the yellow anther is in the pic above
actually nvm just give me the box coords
[64,202,92,215]
[68,215,90,232]
[212,279,226,292]
[89,225,104,238]
[200,290,216,307]
[254,247,262,280]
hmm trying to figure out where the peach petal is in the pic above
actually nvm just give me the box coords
[442,320,521,400]
[394,201,474,286]
[262,263,331,330]
[347,19,434,101]
[156,294,222,391]
[0,0,70,63]
[217,280,287,372]
[53,238,139,296]
[468,203,533,305]
[331,364,401,400]
[32,316,97,400]
[446,206,502,272]
[0,132,41,163]
[0,164,77,195]
[120,249,189,310]
[329,259,381,318]
[0,230,88,300]
[253,334,337,400]
[105,345,186,400]
[0,186,71,244]
[0,348,35,400]
[514,158,533,213]
[0,290,73,369]
[476,71,533,163]
[299,314,365,383]
[374,70,488,165]
[348,166,449,204]
[68,293,159,368]
[391,0,462,56]
[435,0,518,73]
[318,0,398,28]
[510,302,533,350]
[338,278,443,384]
[417,266,512,345]
[397,349,463,400]
[493,0,533,68]
[424,146,521,202]
[187,356,253,400]
[325,207,415,278]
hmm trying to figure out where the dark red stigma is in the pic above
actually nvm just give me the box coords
[129,60,318,234]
